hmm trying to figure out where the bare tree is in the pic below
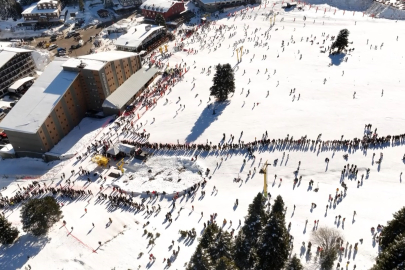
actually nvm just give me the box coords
[311,227,343,270]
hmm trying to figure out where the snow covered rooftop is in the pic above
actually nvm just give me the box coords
[0,59,79,134]
[0,47,32,53]
[103,67,159,110]
[115,24,164,49]
[140,0,176,12]
[0,51,18,70]
[22,3,59,15]
[62,58,106,71]
[8,76,35,92]
[202,0,232,4]
[38,0,59,4]
[78,51,138,62]
[0,47,32,69]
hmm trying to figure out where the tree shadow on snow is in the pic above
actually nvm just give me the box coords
[328,53,346,66]
[185,101,230,143]
[0,234,50,269]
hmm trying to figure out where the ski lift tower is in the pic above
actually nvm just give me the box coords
[259,160,270,197]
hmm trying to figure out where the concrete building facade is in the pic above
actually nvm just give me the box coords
[0,51,142,158]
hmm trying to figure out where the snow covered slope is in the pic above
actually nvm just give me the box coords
[1,2,405,270]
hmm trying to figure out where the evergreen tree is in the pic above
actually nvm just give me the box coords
[210,229,234,260]
[234,192,267,269]
[215,256,239,270]
[256,212,290,270]
[200,223,219,249]
[187,245,212,270]
[20,196,63,236]
[210,63,235,102]
[271,195,285,216]
[330,29,350,54]
[286,254,304,270]
[0,215,19,245]
[19,0,36,5]
[380,207,405,249]
[371,234,405,270]
[78,0,84,12]
[0,0,22,20]
[155,14,166,27]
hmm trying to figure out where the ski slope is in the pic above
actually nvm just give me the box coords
[1,1,405,270]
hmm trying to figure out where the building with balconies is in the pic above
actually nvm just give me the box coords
[0,47,36,97]
[22,0,62,24]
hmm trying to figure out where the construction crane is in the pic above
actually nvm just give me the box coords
[91,155,109,167]
[259,160,270,197]
[116,158,125,173]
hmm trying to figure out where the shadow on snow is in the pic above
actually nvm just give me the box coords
[0,234,50,269]
[185,101,230,143]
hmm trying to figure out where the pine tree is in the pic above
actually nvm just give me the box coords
[200,223,219,249]
[256,212,290,270]
[20,196,63,236]
[210,63,235,102]
[187,245,212,270]
[286,254,304,270]
[210,229,234,260]
[155,14,166,27]
[371,234,405,270]
[0,0,22,20]
[234,192,267,269]
[0,215,19,244]
[78,0,84,11]
[380,207,405,249]
[215,256,239,270]
[271,195,285,216]
[330,29,350,54]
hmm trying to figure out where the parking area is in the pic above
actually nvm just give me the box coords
[31,25,103,57]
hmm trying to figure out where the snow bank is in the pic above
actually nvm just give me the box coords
[0,158,61,189]
[31,50,51,71]
[366,2,405,19]
[49,116,113,156]
[114,156,205,194]
[304,0,373,11]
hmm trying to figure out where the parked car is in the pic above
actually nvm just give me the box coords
[66,31,76,38]
[0,112,6,120]
[1,107,11,114]
[10,102,16,107]
[48,44,58,50]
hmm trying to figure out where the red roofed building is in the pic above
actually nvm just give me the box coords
[140,0,185,21]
